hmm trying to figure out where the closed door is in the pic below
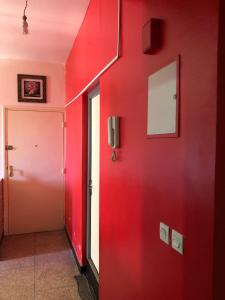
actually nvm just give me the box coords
[6,109,64,235]
[88,89,100,274]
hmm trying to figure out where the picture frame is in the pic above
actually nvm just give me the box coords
[17,74,47,103]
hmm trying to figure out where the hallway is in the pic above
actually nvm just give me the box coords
[0,231,81,299]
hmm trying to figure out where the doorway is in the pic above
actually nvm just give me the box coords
[5,108,65,235]
[87,87,100,294]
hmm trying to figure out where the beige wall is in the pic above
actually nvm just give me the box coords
[0,59,65,177]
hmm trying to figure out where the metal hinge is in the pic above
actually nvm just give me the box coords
[62,121,66,128]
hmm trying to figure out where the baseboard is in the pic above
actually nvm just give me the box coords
[64,228,86,274]
[64,227,99,299]
[86,259,99,300]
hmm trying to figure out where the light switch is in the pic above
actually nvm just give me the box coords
[172,229,184,255]
[159,222,170,245]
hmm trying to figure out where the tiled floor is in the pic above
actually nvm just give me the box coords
[0,230,81,300]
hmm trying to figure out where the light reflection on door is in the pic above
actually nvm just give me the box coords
[88,89,100,274]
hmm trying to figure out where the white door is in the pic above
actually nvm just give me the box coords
[88,91,100,273]
[6,109,64,235]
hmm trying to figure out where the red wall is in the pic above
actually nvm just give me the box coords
[65,96,87,265]
[66,0,118,102]
[65,0,220,299]
[214,1,225,299]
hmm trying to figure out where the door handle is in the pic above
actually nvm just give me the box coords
[88,180,92,189]
[8,165,13,177]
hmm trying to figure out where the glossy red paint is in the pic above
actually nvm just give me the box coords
[65,0,220,299]
[65,96,87,265]
[66,0,118,103]
[214,1,225,299]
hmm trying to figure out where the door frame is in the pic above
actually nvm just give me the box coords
[86,87,100,297]
[3,106,65,235]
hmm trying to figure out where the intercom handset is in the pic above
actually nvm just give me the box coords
[108,116,120,149]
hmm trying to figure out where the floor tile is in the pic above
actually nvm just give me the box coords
[1,290,34,300]
[0,233,35,259]
[34,231,79,291]
[0,255,34,271]
[35,250,78,270]
[0,231,82,300]
[35,260,78,291]
[0,267,34,299]
[0,289,34,300]
[34,231,70,255]
[0,233,35,271]
[35,285,81,300]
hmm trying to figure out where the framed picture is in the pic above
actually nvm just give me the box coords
[17,74,47,103]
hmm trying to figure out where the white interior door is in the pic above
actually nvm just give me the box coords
[90,93,100,273]
[6,109,64,235]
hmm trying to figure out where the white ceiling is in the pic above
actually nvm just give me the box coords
[0,0,89,64]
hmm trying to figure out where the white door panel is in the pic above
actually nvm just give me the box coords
[90,94,100,272]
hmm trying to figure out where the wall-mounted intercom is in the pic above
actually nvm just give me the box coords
[108,116,120,149]
[108,116,120,161]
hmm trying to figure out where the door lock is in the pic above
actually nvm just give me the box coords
[5,145,14,150]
